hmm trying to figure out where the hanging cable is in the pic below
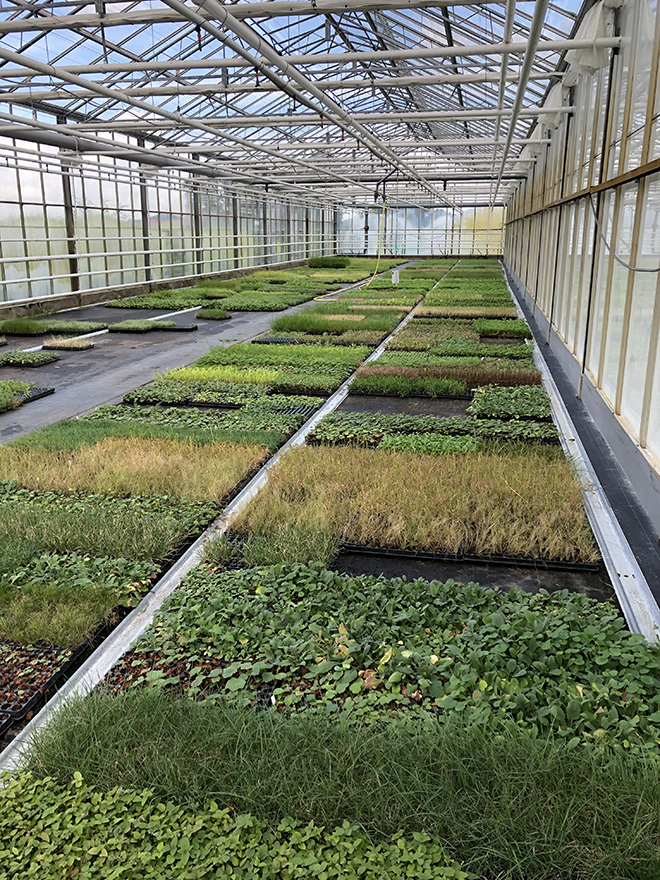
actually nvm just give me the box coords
[588,192,660,273]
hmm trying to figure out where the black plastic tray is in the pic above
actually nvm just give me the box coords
[18,385,55,405]
[340,542,600,572]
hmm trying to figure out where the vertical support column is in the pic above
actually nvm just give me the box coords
[364,210,369,254]
[58,119,80,299]
[137,138,152,285]
[232,194,240,269]
[334,208,339,255]
[286,202,292,263]
[305,206,311,258]
[262,197,269,265]
[191,154,203,278]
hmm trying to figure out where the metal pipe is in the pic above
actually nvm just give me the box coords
[2,70,560,103]
[0,38,621,79]
[492,0,551,204]
[0,0,488,33]
[37,107,572,132]
[160,0,452,204]
[0,48,378,197]
[158,137,551,152]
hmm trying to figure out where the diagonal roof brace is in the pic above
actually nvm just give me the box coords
[160,0,454,206]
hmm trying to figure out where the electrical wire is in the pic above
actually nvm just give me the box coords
[589,192,660,273]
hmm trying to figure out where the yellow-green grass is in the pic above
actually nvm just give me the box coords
[234,445,599,563]
[0,437,267,502]
[162,365,280,384]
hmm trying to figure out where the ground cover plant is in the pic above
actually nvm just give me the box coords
[81,402,309,439]
[106,288,214,310]
[0,553,157,647]
[307,412,557,448]
[0,482,218,574]
[0,772,468,880]
[350,372,469,397]
[378,347,532,365]
[66,561,660,761]
[270,306,404,336]
[0,350,59,367]
[0,379,37,413]
[124,379,265,407]
[10,417,283,452]
[234,446,598,562]
[475,318,531,338]
[468,385,552,421]
[307,255,350,268]
[0,436,268,503]
[254,329,385,347]
[218,291,312,311]
[0,318,107,335]
[108,319,185,333]
[195,306,231,320]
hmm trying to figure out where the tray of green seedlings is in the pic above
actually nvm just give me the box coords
[108,320,197,333]
[307,411,558,450]
[124,379,266,408]
[468,385,553,422]
[217,290,315,311]
[387,318,479,351]
[0,350,60,367]
[269,303,406,336]
[0,318,108,336]
[94,560,660,759]
[193,342,370,396]
[196,306,231,320]
[475,318,531,339]
[417,303,518,319]
[231,443,600,566]
[0,381,54,412]
[253,330,386,347]
[0,553,158,725]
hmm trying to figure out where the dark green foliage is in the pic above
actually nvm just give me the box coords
[307,255,351,268]
[350,374,468,397]
[468,385,553,420]
[219,292,312,311]
[0,318,107,335]
[475,318,532,338]
[196,307,231,320]
[108,320,178,333]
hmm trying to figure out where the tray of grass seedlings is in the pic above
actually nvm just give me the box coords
[0,380,53,413]
[42,336,95,351]
[0,318,108,336]
[108,320,198,333]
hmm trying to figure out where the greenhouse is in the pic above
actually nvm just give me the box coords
[0,1,659,877]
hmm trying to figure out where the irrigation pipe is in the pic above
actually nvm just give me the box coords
[504,269,660,642]
[0,297,422,774]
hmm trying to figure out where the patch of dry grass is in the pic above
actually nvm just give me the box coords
[235,445,599,563]
[0,437,267,501]
[418,306,517,318]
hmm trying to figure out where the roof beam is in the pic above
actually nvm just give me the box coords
[0,39,621,79]
[0,1,487,34]
[2,71,559,104]
[160,0,452,204]
[40,107,570,132]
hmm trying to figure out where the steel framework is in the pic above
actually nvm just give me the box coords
[0,0,593,208]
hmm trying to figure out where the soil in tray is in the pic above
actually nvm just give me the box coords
[334,551,616,605]
[338,394,471,417]
[0,642,73,717]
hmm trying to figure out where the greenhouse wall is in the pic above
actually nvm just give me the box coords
[504,0,660,523]
[338,206,504,256]
[0,136,337,305]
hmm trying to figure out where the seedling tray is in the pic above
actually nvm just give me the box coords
[5,354,59,367]
[350,389,474,400]
[43,341,95,351]
[17,385,55,405]
[157,323,198,332]
[340,542,600,572]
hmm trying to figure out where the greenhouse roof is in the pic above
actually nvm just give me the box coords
[0,1,605,207]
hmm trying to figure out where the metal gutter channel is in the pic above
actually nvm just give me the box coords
[0,291,421,773]
[507,275,660,642]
